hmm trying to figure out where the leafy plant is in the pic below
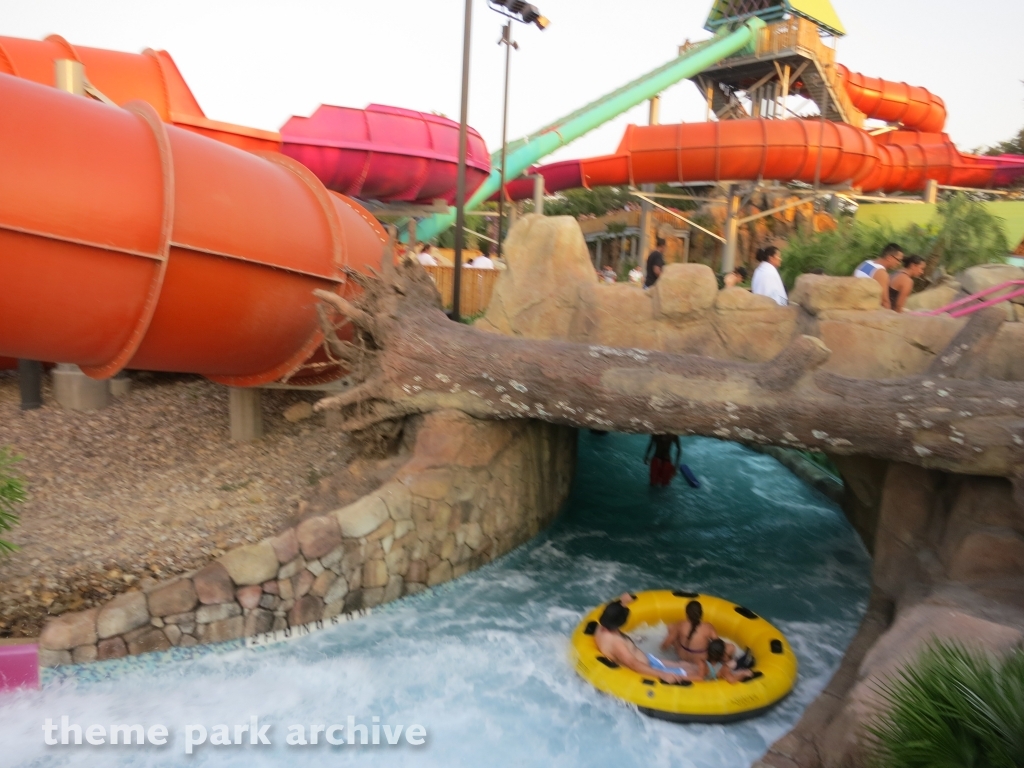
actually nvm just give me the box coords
[0,447,26,555]
[779,195,1008,288]
[868,641,1024,768]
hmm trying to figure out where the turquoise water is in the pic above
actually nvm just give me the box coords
[0,434,870,767]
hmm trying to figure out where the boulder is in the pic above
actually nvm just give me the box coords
[817,311,964,378]
[983,323,1024,381]
[959,263,1024,302]
[791,275,882,315]
[235,585,263,610]
[193,562,237,604]
[905,282,962,312]
[948,529,1024,581]
[269,529,299,564]
[201,616,244,644]
[288,595,323,626]
[296,515,342,560]
[96,592,149,640]
[283,401,314,423]
[125,626,171,655]
[651,264,718,320]
[362,559,388,589]
[218,541,279,586]
[481,215,595,340]
[568,284,659,349]
[244,609,274,637]
[40,608,98,651]
[147,579,198,618]
[714,287,779,312]
[335,494,391,538]
[819,604,1024,767]
[197,602,241,624]
[96,637,128,661]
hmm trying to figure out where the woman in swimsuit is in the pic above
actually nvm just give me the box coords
[662,600,736,663]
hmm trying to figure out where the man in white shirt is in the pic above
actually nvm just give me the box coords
[470,246,495,269]
[751,246,788,306]
[415,243,438,267]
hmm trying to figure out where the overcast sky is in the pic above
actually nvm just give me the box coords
[3,1,1023,164]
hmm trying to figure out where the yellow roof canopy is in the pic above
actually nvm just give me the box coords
[705,0,846,37]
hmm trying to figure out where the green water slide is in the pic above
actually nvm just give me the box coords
[414,17,766,243]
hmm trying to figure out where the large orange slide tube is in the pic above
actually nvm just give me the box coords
[0,34,281,152]
[509,118,1024,199]
[837,65,946,133]
[0,73,385,385]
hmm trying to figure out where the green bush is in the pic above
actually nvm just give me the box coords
[868,641,1024,768]
[779,194,1008,288]
[0,447,25,555]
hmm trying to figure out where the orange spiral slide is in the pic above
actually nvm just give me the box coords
[0,73,386,385]
[0,34,281,152]
[836,64,947,133]
[505,64,1023,200]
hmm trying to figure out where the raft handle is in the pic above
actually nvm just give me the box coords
[583,621,598,636]
[735,606,759,620]
[596,656,620,669]
[770,639,784,654]
[672,590,700,599]
[741,671,765,684]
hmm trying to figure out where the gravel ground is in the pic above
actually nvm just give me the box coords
[0,371,359,638]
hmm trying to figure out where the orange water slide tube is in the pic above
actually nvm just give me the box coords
[837,64,947,133]
[0,73,385,385]
[510,118,1022,198]
[0,34,280,152]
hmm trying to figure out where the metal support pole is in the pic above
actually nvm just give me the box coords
[532,174,545,215]
[452,0,473,322]
[17,360,42,411]
[721,184,741,275]
[923,179,939,204]
[497,21,517,262]
[637,96,660,270]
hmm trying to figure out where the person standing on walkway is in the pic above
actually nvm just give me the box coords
[644,237,666,288]
[751,247,788,306]
[854,243,903,310]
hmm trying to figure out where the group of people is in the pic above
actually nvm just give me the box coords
[402,242,500,270]
[594,595,755,685]
[644,240,924,313]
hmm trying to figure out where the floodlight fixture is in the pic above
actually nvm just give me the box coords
[488,0,549,30]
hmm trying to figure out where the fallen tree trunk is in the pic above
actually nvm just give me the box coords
[314,255,1024,499]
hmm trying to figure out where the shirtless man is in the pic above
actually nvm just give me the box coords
[593,597,697,684]
[644,434,681,487]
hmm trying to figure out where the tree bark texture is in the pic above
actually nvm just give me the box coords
[315,258,1024,501]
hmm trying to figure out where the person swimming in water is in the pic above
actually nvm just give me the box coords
[593,596,698,684]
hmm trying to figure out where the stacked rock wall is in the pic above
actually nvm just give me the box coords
[38,411,576,666]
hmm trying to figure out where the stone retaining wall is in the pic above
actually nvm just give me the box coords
[37,411,577,666]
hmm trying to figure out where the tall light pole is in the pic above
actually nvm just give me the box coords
[496,21,517,262]
[451,0,474,323]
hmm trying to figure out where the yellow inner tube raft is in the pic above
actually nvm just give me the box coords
[571,590,798,723]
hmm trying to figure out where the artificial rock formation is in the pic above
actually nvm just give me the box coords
[309,215,1024,768]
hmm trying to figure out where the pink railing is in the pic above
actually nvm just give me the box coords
[917,280,1024,318]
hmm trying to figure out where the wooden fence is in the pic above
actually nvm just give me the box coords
[421,265,500,317]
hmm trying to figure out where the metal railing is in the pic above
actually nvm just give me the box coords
[917,280,1024,319]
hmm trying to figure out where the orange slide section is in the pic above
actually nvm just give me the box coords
[0,73,385,385]
[0,34,281,153]
[837,65,947,133]
[571,119,1013,193]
